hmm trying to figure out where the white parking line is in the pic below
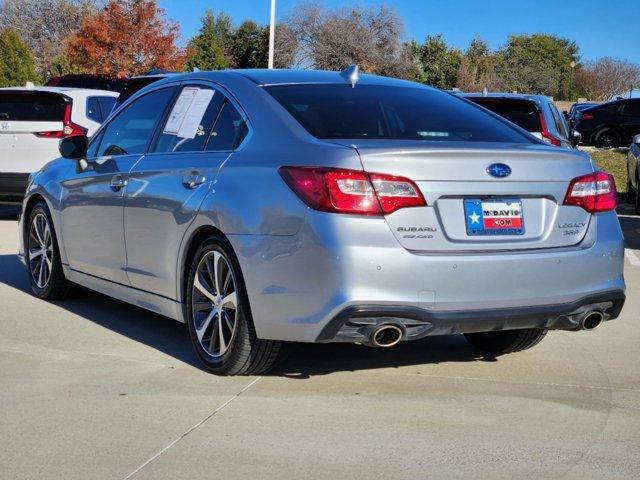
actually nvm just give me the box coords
[625,249,640,267]
[123,376,262,479]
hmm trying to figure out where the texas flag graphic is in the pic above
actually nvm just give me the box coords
[464,199,524,235]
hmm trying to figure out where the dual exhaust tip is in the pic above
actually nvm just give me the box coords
[363,324,404,348]
[361,309,605,347]
[580,310,604,330]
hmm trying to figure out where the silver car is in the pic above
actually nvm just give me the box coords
[19,69,626,375]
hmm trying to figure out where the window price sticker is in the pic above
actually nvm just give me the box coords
[163,87,215,139]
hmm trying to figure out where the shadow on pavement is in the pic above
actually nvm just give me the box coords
[0,252,496,377]
[0,205,20,220]
[617,203,640,249]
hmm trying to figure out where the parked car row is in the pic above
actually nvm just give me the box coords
[16,68,625,375]
[573,98,640,148]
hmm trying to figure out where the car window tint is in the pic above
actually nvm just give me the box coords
[98,87,175,157]
[86,96,103,123]
[97,97,116,119]
[265,85,532,143]
[0,91,66,121]
[622,100,640,116]
[205,101,248,151]
[87,130,104,158]
[154,86,225,153]
[465,98,541,133]
[549,103,568,139]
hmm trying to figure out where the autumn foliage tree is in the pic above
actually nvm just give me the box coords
[65,0,186,77]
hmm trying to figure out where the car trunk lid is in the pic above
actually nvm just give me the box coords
[334,140,595,252]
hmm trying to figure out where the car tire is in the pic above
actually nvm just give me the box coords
[463,328,547,354]
[594,129,620,149]
[25,201,73,300]
[185,235,282,375]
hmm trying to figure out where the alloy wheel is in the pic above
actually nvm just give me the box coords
[28,213,53,289]
[191,250,238,358]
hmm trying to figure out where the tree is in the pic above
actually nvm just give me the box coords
[455,38,503,92]
[65,0,186,77]
[186,10,230,71]
[410,35,462,89]
[284,3,410,77]
[498,34,579,98]
[0,0,98,77]
[575,58,640,101]
[0,29,39,87]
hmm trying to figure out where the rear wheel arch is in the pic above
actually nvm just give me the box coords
[179,225,228,303]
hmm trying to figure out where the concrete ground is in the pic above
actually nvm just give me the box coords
[0,203,638,479]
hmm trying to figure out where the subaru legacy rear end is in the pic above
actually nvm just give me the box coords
[246,78,624,353]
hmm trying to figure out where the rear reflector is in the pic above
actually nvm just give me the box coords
[279,166,426,216]
[563,171,618,212]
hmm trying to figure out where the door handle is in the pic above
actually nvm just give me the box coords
[110,175,127,192]
[182,172,206,189]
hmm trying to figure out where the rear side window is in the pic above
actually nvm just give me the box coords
[265,84,532,143]
[154,86,225,153]
[97,87,176,157]
[549,103,569,139]
[0,92,67,121]
[621,100,640,116]
[468,98,541,133]
[87,96,117,123]
[205,101,248,151]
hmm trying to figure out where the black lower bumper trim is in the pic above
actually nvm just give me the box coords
[0,173,29,203]
[316,290,626,342]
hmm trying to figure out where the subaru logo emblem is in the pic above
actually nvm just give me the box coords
[486,163,511,178]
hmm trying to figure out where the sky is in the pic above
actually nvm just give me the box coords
[159,0,640,63]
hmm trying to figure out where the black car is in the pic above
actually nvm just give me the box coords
[626,134,640,213]
[574,98,640,148]
[565,102,598,128]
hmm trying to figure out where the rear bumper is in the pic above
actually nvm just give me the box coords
[0,173,29,203]
[230,210,625,343]
[317,290,625,343]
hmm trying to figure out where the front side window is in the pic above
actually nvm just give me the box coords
[154,86,225,153]
[265,84,532,143]
[97,87,176,157]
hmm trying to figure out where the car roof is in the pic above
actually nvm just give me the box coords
[149,69,429,89]
[0,86,118,97]
[462,92,551,106]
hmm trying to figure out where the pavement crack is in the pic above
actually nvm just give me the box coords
[122,376,262,479]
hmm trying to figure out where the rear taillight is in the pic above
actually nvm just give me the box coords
[35,103,86,139]
[538,112,561,146]
[563,172,618,212]
[278,166,426,216]
[581,113,594,120]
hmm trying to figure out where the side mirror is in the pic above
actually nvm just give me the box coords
[633,134,640,146]
[570,130,582,148]
[59,135,88,160]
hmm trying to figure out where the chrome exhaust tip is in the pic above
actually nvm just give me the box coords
[365,324,404,348]
[581,310,604,330]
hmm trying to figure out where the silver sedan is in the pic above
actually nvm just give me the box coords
[19,69,625,375]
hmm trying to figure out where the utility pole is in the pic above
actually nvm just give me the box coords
[268,0,276,69]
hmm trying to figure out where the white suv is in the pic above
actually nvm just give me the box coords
[0,86,118,203]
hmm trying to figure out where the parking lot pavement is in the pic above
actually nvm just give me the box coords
[0,206,639,479]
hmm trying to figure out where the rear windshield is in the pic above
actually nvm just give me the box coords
[0,92,66,121]
[467,98,541,132]
[264,84,532,143]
